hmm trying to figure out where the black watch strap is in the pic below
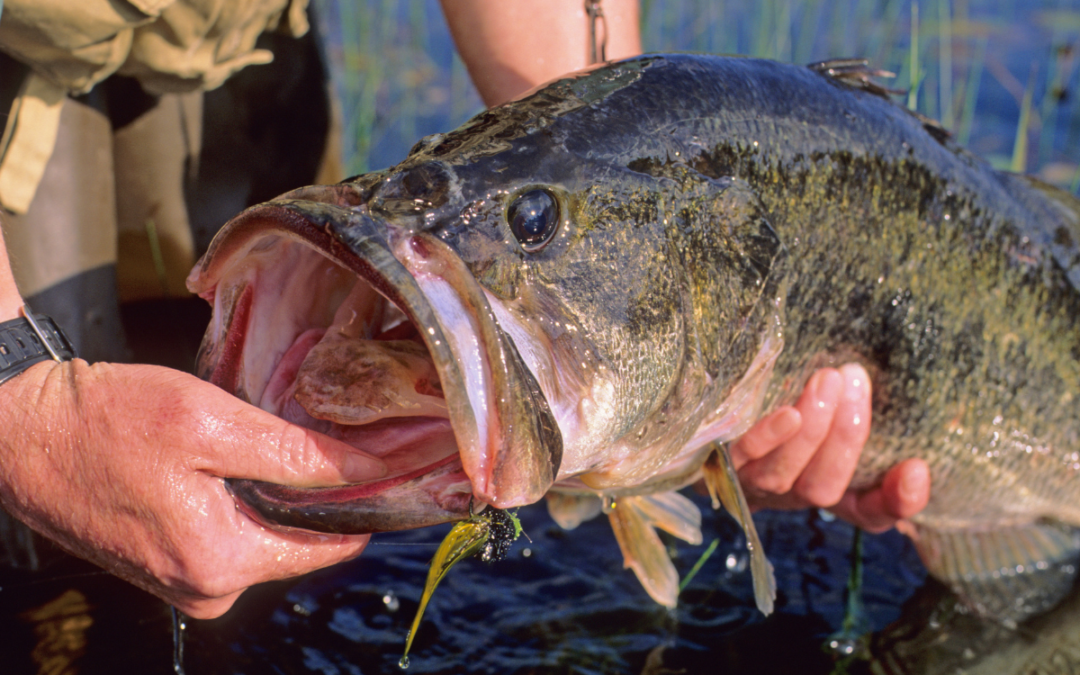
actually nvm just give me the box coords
[0,311,77,386]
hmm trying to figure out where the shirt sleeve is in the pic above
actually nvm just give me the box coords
[0,0,166,95]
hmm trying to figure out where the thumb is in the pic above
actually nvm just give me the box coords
[187,375,387,487]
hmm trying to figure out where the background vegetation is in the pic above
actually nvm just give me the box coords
[312,0,1080,191]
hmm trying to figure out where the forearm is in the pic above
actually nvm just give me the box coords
[440,0,642,106]
[0,225,24,321]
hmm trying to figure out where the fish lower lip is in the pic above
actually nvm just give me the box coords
[226,455,474,534]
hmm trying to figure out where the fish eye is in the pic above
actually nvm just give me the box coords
[507,189,559,252]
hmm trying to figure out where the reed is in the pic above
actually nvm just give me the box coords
[908,1,922,111]
[1012,65,1037,174]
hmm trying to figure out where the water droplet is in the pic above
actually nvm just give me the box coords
[602,496,616,513]
[828,639,857,656]
[399,656,411,669]
[725,552,748,572]
[383,591,400,612]
[522,547,533,558]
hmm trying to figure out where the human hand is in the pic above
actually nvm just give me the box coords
[730,364,930,533]
[0,360,387,618]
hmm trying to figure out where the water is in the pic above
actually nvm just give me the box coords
[167,500,926,674]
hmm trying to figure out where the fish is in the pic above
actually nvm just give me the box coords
[186,54,1080,620]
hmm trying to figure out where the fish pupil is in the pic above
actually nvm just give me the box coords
[508,189,558,251]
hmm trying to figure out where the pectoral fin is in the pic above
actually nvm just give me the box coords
[907,520,1080,622]
[546,493,603,530]
[632,491,704,546]
[702,443,776,615]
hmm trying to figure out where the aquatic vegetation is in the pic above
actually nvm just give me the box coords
[313,0,1080,191]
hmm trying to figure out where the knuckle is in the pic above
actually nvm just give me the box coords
[799,482,845,508]
[276,423,322,477]
[172,551,246,602]
[750,471,797,496]
[181,596,238,620]
[731,436,767,462]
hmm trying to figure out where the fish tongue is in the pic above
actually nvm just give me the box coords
[286,268,447,424]
[292,332,447,425]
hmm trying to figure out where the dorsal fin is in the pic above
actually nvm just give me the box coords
[807,58,903,99]
[808,58,953,143]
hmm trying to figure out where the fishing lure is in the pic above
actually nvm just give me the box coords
[399,506,522,669]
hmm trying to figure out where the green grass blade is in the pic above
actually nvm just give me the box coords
[939,0,954,129]
[908,1,921,111]
[957,36,988,147]
[1011,65,1037,174]
[679,538,720,593]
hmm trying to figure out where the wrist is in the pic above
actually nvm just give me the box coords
[0,309,78,386]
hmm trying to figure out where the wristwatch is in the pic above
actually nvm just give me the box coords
[0,307,77,386]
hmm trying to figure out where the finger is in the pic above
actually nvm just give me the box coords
[830,458,931,533]
[739,368,842,496]
[171,487,371,598]
[185,374,388,486]
[881,458,931,519]
[240,528,370,582]
[790,363,873,507]
[729,406,802,469]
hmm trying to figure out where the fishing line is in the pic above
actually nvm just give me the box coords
[585,0,607,64]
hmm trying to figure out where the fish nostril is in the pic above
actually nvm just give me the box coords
[372,163,452,217]
[401,162,450,208]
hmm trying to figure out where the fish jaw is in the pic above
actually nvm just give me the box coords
[186,196,562,533]
[390,231,563,505]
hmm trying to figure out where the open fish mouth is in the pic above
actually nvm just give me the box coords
[187,186,562,534]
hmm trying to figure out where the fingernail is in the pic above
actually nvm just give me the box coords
[898,461,929,502]
[812,369,842,407]
[343,452,387,482]
[840,364,869,403]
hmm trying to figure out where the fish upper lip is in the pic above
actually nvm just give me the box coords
[187,195,561,533]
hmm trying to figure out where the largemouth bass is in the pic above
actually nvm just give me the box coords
[187,54,1080,620]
